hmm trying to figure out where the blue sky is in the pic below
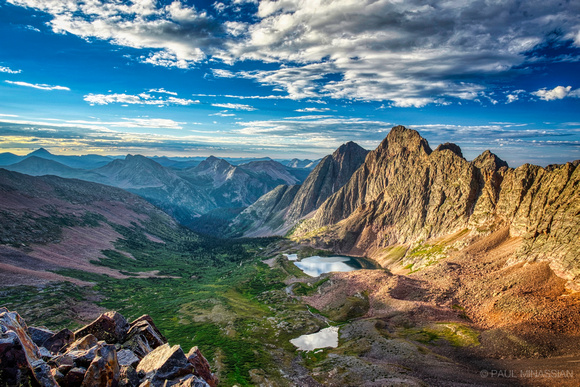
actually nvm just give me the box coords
[0,0,579,166]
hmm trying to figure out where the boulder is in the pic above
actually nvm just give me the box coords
[66,334,99,353]
[186,346,218,387]
[75,312,130,344]
[0,310,59,386]
[60,366,87,387]
[117,349,140,367]
[119,365,140,387]
[43,328,75,353]
[0,329,35,386]
[123,317,166,359]
[171,374,211,387]
[28,326,55,347]
[136,344,193,386]
[80,344,120,387]
[129,316,166,343]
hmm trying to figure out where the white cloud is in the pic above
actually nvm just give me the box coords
[532,86,574,101]
[211,103,256,111]
[66,118,185,130]
[84,92,199,106]
[210,111,236,117]
[7,0,580,106]
[5,80,69,91]
[212,69,236,78]
[506,90,526,104]
[8,0,218,68]
[0,66,22,74]
[295,107,331,113]
[149,88,178,96]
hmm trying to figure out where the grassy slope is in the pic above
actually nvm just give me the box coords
[1,215,322,386]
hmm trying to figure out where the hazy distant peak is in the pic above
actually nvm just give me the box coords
[195,155,233,173]
[29,147,52,156]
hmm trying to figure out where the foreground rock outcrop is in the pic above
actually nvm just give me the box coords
[0,309,217,387]
[293,126,580,289]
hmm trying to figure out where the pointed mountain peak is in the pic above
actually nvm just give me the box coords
[435,142,464,159]
[472,150,508,171]
[332,141,368,161]
[194,155,233,172]
[29,147,52,156]
[381,126,432,155]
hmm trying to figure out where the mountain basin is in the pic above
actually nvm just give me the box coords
[293,255,377,277]
[290,326,339,351]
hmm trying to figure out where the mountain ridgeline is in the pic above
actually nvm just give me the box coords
[228,141,369,237]
[0,151,313,229]
[290,126,580,290]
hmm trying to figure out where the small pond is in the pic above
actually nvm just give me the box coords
[282,253,298,261]
[293,255,377,277]
[290,326,339,351]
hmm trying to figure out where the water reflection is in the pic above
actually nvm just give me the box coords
[294,256,361,277]
[290,326,339,351]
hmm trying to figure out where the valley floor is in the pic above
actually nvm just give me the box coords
[2,226,579,386]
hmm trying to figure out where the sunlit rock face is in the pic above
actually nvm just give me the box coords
[294,126,580,289]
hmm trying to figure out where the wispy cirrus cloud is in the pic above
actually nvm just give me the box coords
[211,102,256,111]
[148,88,178,96]
[295,107,331,113]
[84,92,199,106]
[5,80,69,91]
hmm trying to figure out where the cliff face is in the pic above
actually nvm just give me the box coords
[228,141,368,237]
[294,126,580,288]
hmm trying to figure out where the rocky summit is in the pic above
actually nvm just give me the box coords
[0,308,217,387]
[292,126,580,290]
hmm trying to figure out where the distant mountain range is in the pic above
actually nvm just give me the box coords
[0,148,321,230]
[0,148,320,171]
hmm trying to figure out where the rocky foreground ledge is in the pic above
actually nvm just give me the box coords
[0,308,218,387]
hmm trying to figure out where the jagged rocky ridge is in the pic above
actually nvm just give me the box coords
[293,126,580,289]
[228,141,369,237]
[0,308,217,387]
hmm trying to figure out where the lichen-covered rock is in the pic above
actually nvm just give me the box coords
[0,329,35,386]
[186,346,218,387]
[80,344,120,387]
[75,312,130,344]
[136,344,193,386]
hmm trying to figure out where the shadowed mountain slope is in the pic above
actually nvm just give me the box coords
[228,141,369,237]
[0,168,181,286]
